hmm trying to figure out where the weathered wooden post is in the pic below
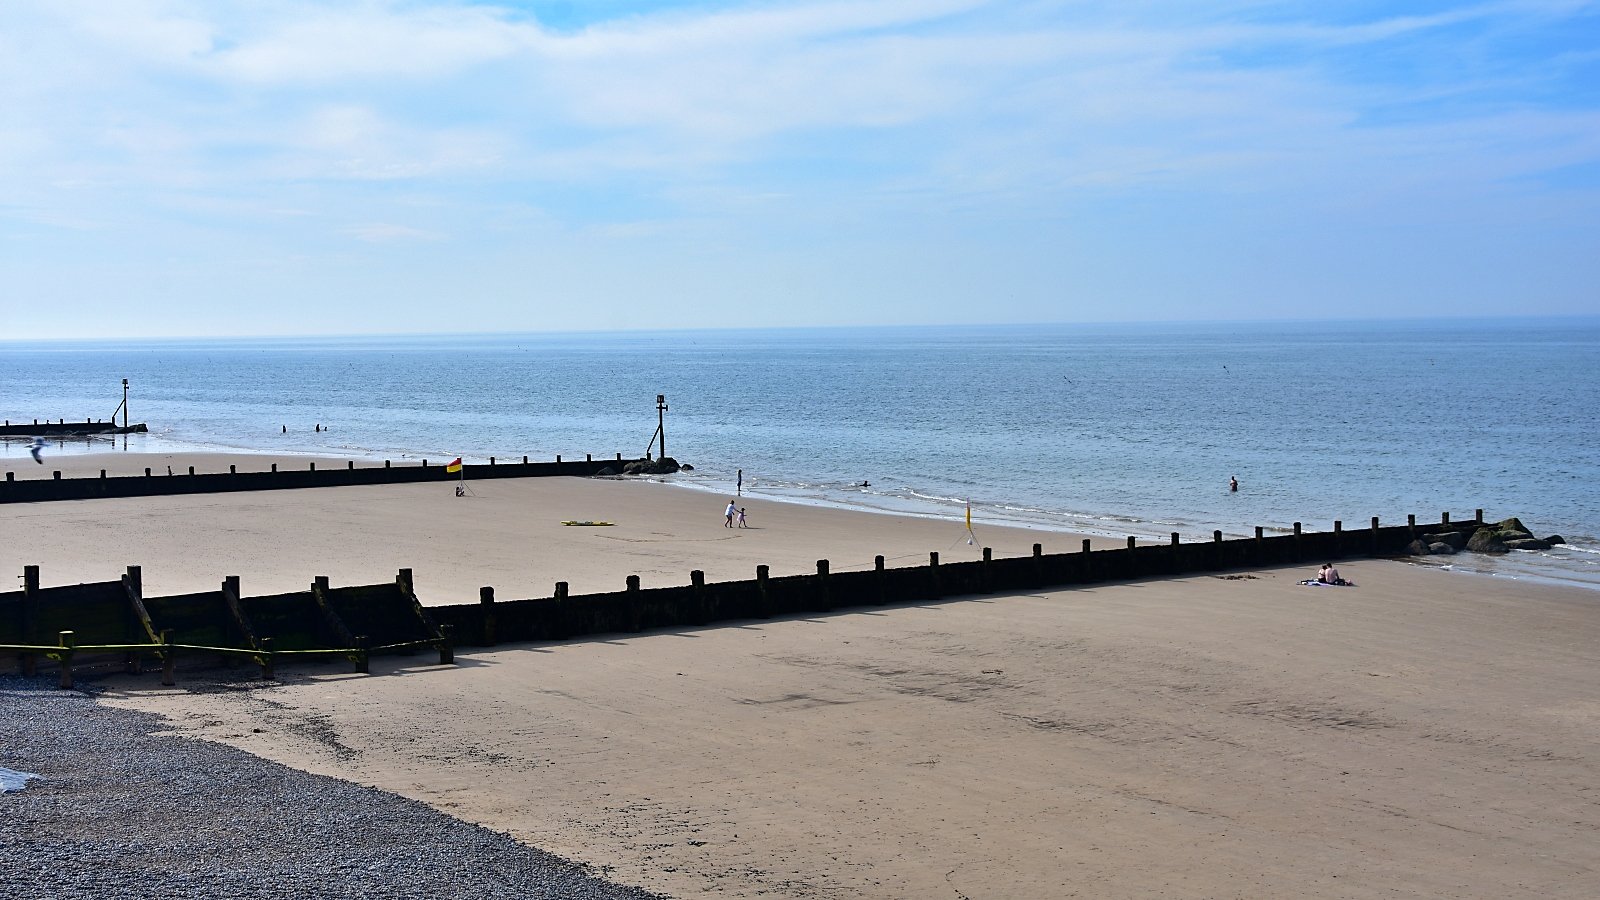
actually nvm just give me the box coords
[981,547,993,593]
[479,586,497,646]
[1408,514,1416,536]
[160,629,176,687]
[354,635,369,674]
[622,575,642,632]
[1442,511,1450,526]
[1371,517,1381,555]
[258,637,275,680]
[187,466,194,476]
[57,631,76,690]
[1333,520,1343,557]
[1213,529,1223,570]
[1475,508,1485,524]
[756,564,772,618]
[21,565,39,676]
[928,552,941,601]
[554,581,572,639]
[1293,522,1302,561]
[814,560,833,612]
[874,556,887,605]
[437,624,455,665]
[690,570,709,625]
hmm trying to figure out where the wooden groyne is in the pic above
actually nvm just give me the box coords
[0,420,148,437]
[1,512,1485,687]
[0,454,645,504]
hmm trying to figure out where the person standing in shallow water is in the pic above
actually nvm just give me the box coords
[1229,475,1239,492]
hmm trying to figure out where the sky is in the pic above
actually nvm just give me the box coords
[1,0,1597,339]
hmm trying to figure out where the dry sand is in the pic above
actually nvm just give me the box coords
[7,452,1598,897]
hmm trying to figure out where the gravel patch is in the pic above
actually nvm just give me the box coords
[0,675,668,900]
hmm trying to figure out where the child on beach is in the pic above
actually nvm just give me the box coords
[737,507,748,528]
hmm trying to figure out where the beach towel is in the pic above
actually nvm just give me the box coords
[560,521,615,526]
[1297,579,1356,588]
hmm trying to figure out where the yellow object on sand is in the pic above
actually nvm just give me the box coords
[561,520,615,526]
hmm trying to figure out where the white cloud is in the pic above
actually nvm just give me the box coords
[346,223,446,243]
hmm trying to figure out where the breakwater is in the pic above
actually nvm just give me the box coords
[2,512,1483,686]
[0,454,645,503]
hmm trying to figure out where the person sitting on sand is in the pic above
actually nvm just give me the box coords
[1317,563,1347,586]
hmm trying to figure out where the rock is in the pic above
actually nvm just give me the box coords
[621,457,683,476]
[679,463,694,471]
[1492,517,1531,536]
[1428,542,1457,555]
[1405,539,1433,555]
[1466,529,1509,554]
[1421,531,1466,551]
[1504,538,1552,551]
[1546,534,1565,545]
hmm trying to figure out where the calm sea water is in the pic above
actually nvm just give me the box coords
[3,319,1598,588]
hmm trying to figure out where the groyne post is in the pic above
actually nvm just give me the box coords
[1476,508,1485,524]
[160,629,175,686]
[1293,523,1302,562]
[814,560,833,612]
[690,570,709,624]
[1334,520,1343,557]
[57,631,75,690]
[981,547,992,593]
[258,637,275,680]
[20,565,39,676]
[554,581,572,639]
[1213,530,1223,570]
[1442,512,1450,526]
[354,635,369,674]
[874,556,886,605]
[479,586,497,646]
[757,565,772,618]
[1371,517,1380,555]
[928,553,941,601]
[625,576,642,632]
[437,625,455,665]
[1170,532,1180,574]
[1032,543,1043,588]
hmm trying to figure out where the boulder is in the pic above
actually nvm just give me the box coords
[621,457,683,476]
[1466,529,1509,554]
[1492,517,1532,537]
[1428,542,1457,555]
[1421,531,1467,551]
[1504,538,1552,551]
[1405,539,1433,555]
[1546,535,1566,545]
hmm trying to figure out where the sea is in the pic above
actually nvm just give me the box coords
[3,318,1598,590]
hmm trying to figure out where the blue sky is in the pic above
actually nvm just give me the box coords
[2,0,1597,339]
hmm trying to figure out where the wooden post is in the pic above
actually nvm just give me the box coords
[756,564,772,618]
[1293,522,1302,561]
[1213,530,1223,570]
[1408,514,1416,537]
[479,586,497,646]
[1032,543,1043,588]
[1475,508,1484,524]
[354,635,369,674]
[624,576,641,632]
[814,560,833,612]
[553,581,572,639]
[57,631,75,690]
[1371,517,1381,555]
[311,575,356,649]
[1082,539,1092,554]
[21,565,39,676]
[187,466,194,476]
[1442,511,1450,525]
[437,624,455,665]
[928,552,940,601]
[690,570,709,624]
[160,629,176,686]
[258,637,275,680]
[981,547,992,593]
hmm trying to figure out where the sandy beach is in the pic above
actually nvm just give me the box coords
[6,452,1598,898]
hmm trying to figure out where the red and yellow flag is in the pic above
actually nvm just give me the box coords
[446,457,463,473]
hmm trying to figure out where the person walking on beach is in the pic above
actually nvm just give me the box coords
[725,500,738,528]
[737,507,748,528]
